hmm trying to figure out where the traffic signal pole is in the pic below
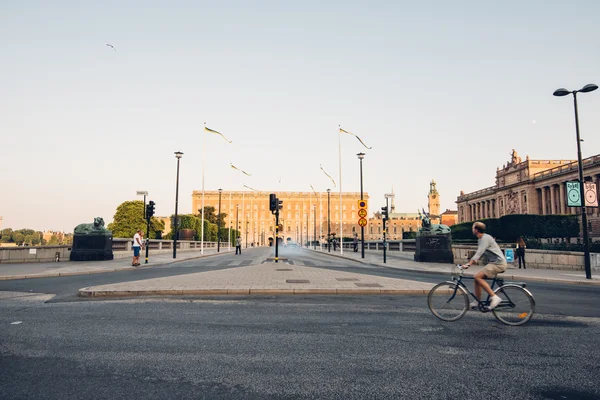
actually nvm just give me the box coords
[383,199,389,264]
[275,209,279,263]
[144,201,154,264]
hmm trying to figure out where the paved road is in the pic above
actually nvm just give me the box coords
[1,248,599,399]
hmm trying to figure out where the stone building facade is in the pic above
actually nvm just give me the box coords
[192,190,369,245]
[456,150,600,233]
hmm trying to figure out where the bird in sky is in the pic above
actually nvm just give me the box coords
[106,43,116,52]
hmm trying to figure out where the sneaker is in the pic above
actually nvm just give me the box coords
[469,300,479,310]
[489,295,502,310]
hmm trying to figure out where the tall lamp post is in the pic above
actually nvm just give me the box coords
[217,188,223,252]
[357,153,366,259]
[236,205,239,242]
[173,151,183,258]
[327,188,331,252]
[553,83,597,279]
[313,205,317,250]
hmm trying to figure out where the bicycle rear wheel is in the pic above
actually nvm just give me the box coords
[492,285,535,326]
[428,282,469,322]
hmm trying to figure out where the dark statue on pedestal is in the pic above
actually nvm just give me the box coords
[70,217,114,261]
[414,209,454,264]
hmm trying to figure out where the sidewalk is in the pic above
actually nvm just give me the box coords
[314,248,600,286]
[79,262,435,297]
[0,249,233,281]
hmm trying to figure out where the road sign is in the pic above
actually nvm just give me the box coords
[358,209,367,218]
[505,249,514,263]
[358,199,368,209]
[358,217,367,227]
[567,181,581,207]
[585,182,598,207]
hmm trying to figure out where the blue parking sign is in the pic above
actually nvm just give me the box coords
[504,249,514,263]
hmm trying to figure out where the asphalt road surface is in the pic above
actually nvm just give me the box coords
[1,248,599,399]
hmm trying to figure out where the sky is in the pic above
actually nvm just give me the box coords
[1,0,599,232]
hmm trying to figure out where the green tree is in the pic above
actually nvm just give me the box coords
[48,235,59,245]
[13,232,25,245]
[24,235,34,246]
[1,228,13,243]
[107,201,165,239]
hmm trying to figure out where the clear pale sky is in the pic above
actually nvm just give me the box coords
[1,1,599,232]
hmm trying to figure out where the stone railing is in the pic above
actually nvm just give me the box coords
[339,240,416,252]
[532,155,600,181]
[457,186,497,202]
[0,239,222,264]
[452,244,600,271]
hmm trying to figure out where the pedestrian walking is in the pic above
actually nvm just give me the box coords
[353,233,359,252]
[236,236,242,255]
[333,237,338,251]
[516,237,526,269]
[132,229,144,266]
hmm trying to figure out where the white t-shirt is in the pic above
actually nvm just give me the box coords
[133,233,142,247]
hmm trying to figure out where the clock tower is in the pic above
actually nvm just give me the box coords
[428,179,440,223]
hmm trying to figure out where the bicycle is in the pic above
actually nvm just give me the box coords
[428,265,535,326]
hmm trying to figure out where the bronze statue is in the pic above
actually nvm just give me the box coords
[418,209,451,236]
[74,217,110,235]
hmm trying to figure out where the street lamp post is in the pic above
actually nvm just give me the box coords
[236,205,239,242]
[553,83,597,280]
[357,153,366,259]
[217,189,223,252]
[306,212,309,248]
[173,151,183,258]
[313,205,317,250]
[327,188,331,252]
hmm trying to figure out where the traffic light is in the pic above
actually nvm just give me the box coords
[381,206,388,220]
[278,200,283,210]
[146,201,155,219]
[269,194,277,212]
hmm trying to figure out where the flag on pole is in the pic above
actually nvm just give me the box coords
[231,163,252,176]
[243,184,259,192]
[320,165,336,187]
[339,126,372,149]
[204,125,232,143]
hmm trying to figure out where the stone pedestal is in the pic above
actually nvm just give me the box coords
[70,233,114,261]
[414,234,454,263]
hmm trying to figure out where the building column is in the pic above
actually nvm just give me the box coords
[549,185,556,215]
[540,187,547,215]
[559,183,565,214]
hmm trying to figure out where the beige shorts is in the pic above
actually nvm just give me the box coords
[482,263,507,278]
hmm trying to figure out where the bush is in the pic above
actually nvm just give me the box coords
[451,214,580,242]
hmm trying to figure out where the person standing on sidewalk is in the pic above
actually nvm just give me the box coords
[132,229,144,266]
[516,237,527,269]
[235,236,242,255]
[353,233,359,252]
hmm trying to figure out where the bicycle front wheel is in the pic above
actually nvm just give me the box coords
[428,282,469,322]
[492,285,535,326]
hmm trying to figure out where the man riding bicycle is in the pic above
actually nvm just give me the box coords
[462,222,507,310]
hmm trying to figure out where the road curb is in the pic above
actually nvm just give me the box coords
[77,287,430,297]
[0,251,234,281]
[307,249,600,286]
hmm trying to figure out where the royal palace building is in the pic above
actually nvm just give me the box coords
[192,190,369,245]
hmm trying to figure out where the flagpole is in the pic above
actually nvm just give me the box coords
[242,191,245,249]
[338,128,343,254]
[228,190,232,252]
[201,126,206,255]
[320,192,323,250]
